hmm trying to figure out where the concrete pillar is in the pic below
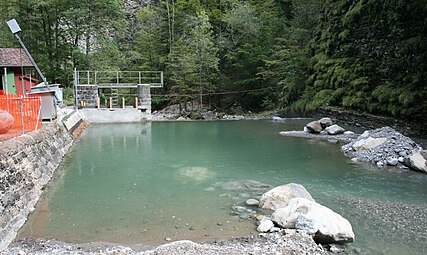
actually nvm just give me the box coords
[137,84,151,114]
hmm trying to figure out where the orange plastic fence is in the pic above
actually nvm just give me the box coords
[0,94,42,137]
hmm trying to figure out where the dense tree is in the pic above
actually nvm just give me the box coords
[169,10,219,113]
[0,0,425,122]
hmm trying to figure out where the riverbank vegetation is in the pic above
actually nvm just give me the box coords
[0,0,425,121]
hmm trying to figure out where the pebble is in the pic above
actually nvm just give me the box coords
[165,237,172,241]
[246,198,259,206]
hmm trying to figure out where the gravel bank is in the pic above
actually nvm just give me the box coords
[1,231,327,255]
[279,130,357,143]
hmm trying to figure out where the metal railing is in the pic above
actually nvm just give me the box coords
[75,70,163,88]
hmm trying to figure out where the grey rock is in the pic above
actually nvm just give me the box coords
[257,219,274,232]
[406,151,427,173]
[319,117,333,128]
[329,244,346,253]
[246,198,260,206]
[325,125,345,135]
[343,131,355,136]
[239,212,252,220]
[272,198,355,244]
[217,180,272,191]
[386,157,399,166]
[353,137,388,151]
[259,183,314,211]
[306,121,323,134]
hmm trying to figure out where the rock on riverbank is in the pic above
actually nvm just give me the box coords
[255,183,355,247]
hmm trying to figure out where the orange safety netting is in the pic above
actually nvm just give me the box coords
[0,94,42,141]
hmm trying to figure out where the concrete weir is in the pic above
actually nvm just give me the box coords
[79,108,151,123]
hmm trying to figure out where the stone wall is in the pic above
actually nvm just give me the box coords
[0,124,74,250]
[76,85,98,107]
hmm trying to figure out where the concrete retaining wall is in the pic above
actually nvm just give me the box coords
[0,124,74,250]
[79,108,151,123]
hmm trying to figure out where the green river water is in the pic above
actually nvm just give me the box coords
[19,120,427,254]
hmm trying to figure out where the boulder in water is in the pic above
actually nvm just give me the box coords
[272,198,355,244]
[176,166,216,181]
[216,180,272,191]
[245,198,260,206]
[259,183,314,211]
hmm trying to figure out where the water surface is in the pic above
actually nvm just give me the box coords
[19,120,427,254]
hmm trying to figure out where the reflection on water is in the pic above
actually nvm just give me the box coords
[18,120,427,254]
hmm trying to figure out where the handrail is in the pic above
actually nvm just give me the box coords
[75,70,163,88]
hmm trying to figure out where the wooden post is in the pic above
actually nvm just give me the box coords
[135,97,138,109]
[97,97,100,109]
[122,97,125,109]
[109,97,113,110]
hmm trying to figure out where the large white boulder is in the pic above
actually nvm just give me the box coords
[352,137,387,151]
[325,125,345,135]
[259,183,314,211]
[271,198,355,244]
[406,151,427,173]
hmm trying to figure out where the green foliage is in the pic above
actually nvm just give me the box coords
[0,0,425,122]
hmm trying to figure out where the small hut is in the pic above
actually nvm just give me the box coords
[0,48,38,95]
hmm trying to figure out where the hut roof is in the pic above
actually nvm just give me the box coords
[0,48,33,67]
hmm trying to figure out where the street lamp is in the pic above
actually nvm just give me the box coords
[6,19,51,90]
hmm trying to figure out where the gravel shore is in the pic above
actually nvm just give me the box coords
[1,231,327,255]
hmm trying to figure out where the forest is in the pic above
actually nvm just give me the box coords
[0,0,426,121]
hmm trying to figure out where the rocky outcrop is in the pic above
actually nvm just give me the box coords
[342,127,423,170]
[406,150,427,173]
[0,110,14,134]
[271,198,355,244]
[259,183,314,211]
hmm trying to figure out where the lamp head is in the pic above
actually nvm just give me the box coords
[6,19,22,34]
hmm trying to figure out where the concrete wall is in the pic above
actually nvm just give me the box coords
[79,108,151,123]
[0,124,74,250]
